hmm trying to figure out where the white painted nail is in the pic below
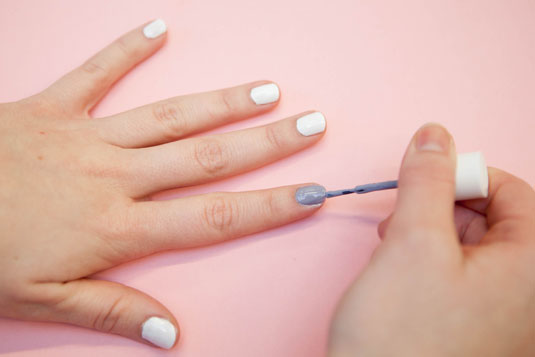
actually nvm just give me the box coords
[143,19,167,39]
[141,317,177,349]
[250,83,280,105]
[296,112,326,136]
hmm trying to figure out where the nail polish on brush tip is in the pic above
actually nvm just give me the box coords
[141,317,177,349]
[296,185,326,206]
[143,19,167,39]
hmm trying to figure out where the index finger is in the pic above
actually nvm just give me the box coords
[459,167,535,243]
[44,19,167,114]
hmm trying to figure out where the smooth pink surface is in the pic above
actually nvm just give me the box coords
[1,1,534,356]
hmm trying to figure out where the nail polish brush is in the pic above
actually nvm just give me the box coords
[296,152,489,205]
[325,180,399,198]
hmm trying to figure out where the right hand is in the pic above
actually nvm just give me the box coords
[329,124,535,356]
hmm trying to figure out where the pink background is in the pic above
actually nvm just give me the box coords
[1,0,534,356]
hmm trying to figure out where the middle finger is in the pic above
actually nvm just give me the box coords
[125,111,326,197]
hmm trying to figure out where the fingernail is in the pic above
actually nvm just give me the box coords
[296,112,326,137]
[250,83,280,105]
[415,123,451,153]
[296,185,326,206]
[141,317,177,349]
[143,19,167,39]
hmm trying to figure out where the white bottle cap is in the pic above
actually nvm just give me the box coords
[455,152,489,200]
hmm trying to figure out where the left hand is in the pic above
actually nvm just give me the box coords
[0,19,326,349]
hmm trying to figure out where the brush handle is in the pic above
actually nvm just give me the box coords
[325,181,398,198]
[325,152,489,201]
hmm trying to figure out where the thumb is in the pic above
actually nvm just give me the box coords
[44,279,179,349]
[387,123,458,249]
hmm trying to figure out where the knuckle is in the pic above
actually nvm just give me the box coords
[209,90,235,120]
[152,101,188,139]
[221,91,235,115]
[11,96,56,119]
[115,37,138,58]
[203,195,238,234]
[80,58,110,89]
[0,279,63,319]
[77,150,129,180]
[79,163,126,180]
[95,205,142,261]
[100,205,135,239]
[264,125,285,151]
[92,295,126,333]
[262,190,278,223]
[81,58,109,77]
[194,139,229,176]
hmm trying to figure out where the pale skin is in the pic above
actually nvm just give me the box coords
[1,22,534,354]
[328,125,535,356]
[0,23,325,347]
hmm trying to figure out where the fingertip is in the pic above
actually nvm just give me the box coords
[249,81,281,106]
[49,279,181,350]
[142,18,168,40]
[391,123,459,244]
[294,183,327,207]
[140,19,168,55]
[295,111,327,138]
[412,122,454,155]
[141,315,180,349]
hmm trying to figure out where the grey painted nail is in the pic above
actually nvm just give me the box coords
[295,185,326,206]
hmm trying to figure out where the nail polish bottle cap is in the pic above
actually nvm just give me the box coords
[455,152,489,200]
